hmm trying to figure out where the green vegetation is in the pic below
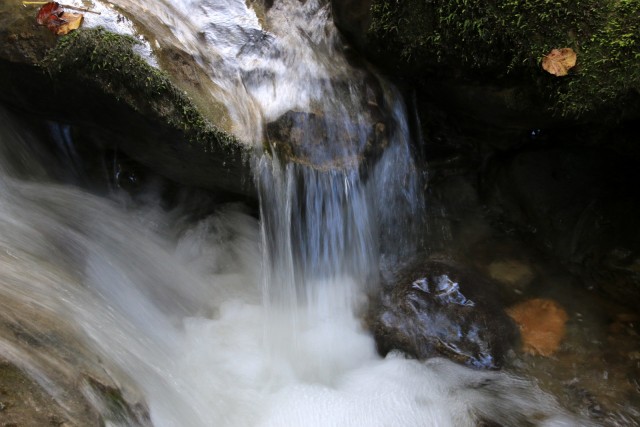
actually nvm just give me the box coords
[41,27,238,148]
[369,0,640,118]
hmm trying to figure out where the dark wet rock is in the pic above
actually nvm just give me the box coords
[265,109,388,170]
[421,81,558,149]
[368,257,519,369]
[82,376,152,426]
[331,0,372,51]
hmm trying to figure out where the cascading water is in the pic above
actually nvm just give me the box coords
[0,0,586,426]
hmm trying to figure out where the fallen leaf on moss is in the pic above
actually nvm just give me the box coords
[542,48,577,77]
[506,298,568,356]
[36,2,84,35]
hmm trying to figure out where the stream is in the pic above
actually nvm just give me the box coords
[0,0,635,426]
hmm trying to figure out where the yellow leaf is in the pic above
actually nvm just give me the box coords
[541,48,577,77]
[55,12,83,35]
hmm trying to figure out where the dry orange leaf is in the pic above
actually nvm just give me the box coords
[541,48,577,77]
[506,298,568,356]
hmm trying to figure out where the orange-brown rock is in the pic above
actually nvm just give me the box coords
[506,298,568,356]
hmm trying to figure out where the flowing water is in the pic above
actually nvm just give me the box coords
[0,0,600,426]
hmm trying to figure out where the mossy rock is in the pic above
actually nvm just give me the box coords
[0,26,254,196]
[41,28,236,147]
[368,0,640,120]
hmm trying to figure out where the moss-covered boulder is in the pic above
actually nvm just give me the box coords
[366,0,640,120]
[0,2,254,197]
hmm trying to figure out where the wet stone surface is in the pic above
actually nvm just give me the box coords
[368,257,520,369]
[265,109,389,169]
[0,358,87,427]
[460,236,640,426]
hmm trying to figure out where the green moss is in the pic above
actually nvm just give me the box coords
[41,27,239,148]
[369,0,640,118]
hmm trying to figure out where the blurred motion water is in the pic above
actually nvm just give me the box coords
[0,0,593,425]
[0,105,582,427]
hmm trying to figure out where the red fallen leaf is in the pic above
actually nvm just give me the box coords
[36,2,63,25]
[36,2,84,36]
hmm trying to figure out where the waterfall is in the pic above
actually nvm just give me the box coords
[0,0,584,426]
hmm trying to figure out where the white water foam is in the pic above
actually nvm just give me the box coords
[0,118,579,425]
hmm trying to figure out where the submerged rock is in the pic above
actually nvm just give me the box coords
[487,259,535,293]
[506,298,568,357]
[368,257,519,369]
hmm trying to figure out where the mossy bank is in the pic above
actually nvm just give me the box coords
[368,0,640,119]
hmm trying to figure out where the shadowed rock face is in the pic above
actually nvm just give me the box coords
[368,257,519,369]
[484,141,640,308]
[330,0,372,51]
[0,55,253,197]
